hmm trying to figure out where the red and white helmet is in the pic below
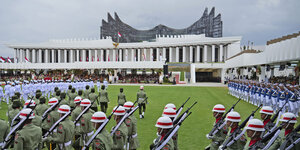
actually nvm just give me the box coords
[279,112,297,123]
[225,111,241,122]
[212,104,226,113]
[140,86,144,90]
[80,99,91,107]
[58,105,71,114]
[123,101,134,110]
[162,108,177,118]
[19,108,35,119]
[91,112,107,123]
[260,106,273,115]
[74,96,83,104]
[112,106,126,116]
[155,116,173,129]
[48,98,59,106]
[164,103,176,110]
[245,119,265,132]
[24,100,36,107]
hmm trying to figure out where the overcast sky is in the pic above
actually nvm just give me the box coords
[0,0,299,57]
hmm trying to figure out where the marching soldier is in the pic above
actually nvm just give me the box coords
[24,100,42,127]
[111,106,128,150]
[123,102,140,150]
[35,96,48,116]
[0,119,9,147]
[71,96,83,150]
[117,88,127,106]
[136,86,147,119]
[99,85,109,113]
[43,105,75,150]
[84,85,91,99]
[79,99,95,148]
[243,119,265,150]
[34,91,42,105]
[259,106,274,131]
[8,99,22,126]
[88,88,99,112]
[206,104,228,150]
[68,88,77,109]
[14,108,42,150]
[150,116,174,150]
[60,92,69,106]
[91,111,113,150]
[162,108,178,150]
[67,85,73,96]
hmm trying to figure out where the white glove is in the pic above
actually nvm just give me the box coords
[218,145,224,150]
[206,134,213,139]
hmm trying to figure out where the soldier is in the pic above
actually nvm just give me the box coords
[221,111,247,150]
[123,102,140,150]
[67,85,73,96]
[206,104,228,150]
[136,86,147,119]
[99,85,109,113]
[79,99,95,148]
[71,96,83,150]
[84,85,91,99]
[8,100,22,126]
[271,84,279,111]
[91,111,113,150]
[269,112,300,150]
[35,90,42,104]
[14,108,42,150]
[68,88,77,109]
[117,88,127,106]
[24,100,42,127]
[35,96,48,116]
[288,86,298,117]
[150,116,174,150]
[43,105,75,150]
[60,92,69,106]
[278,84,288,112]
[88,88,99,112]
[162,108,178,150]
[243,119,265,150]
[0,119,9,147]
[259,106,274,131]
[111,106,128,150]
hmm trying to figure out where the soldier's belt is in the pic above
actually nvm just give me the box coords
[132,133,138,138]
[64,140,71,146]
[87,131,94,137]
[0,142,3,147]
[76,123,80,126]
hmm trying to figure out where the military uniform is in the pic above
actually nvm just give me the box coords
[68,92,77,108]
[35,102,49,116]
[84,89,91,99]
[208,122,228,150]
[268,129,300,150]
[32,110,43,127]
[89,92,99,112]
[71,106,82,150]
[118,92,127,106]
[42,108,60,133]
[14,123,42,150]
[222,128,247,150]
[112,123,128,150]
[99,90,109,113]
[151,135,175,150]
[0,119,9,147]
[8,108,20,126]
[92,128,113,150]
[125,115,139,150]
[79,110,95,147]
[136,90,147,116]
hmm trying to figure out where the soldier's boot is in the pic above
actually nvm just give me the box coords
[142,112,145,118]
[139,114,142,119]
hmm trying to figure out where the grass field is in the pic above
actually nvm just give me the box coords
[0,85,299,149]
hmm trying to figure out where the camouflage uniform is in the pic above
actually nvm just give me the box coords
[35,103,49,116]
[99,90,109,113]
[268,130,300,150]
[0,119,9,146]
[125,115,139,150]
[112,123,128,150]
[79,110,95,147]
[222,128,247,150]
[92,128,113,150]
[14,123,42,150]
[208,122,229,150]
[118,92,126,106]
[88,92,99,112]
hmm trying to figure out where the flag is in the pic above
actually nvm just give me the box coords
[108,56,110,61]
[7,57,12,63]
[80,57,82,62]
[118,32,122,38]
[92,56,94,61]
[25,57,29,63]
[143,53,146,61]
[86,56,89,61]
[97,55,100,61]
[0,56,5,63]
[116,53,118,61]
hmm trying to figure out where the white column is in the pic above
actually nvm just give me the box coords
[70,50,74,63]
[76,50,79,62]
[100,50,103,62]
[19,49,23,63]
[150,48,153,61]
[196,46,200,62]
[25,49,29,62]
[106,50,109,62]
[137,49,141,61]
[119,49,122,61]
[52,50,55,63]
[45,49,48,63]
[156,48,160,61]
[183,46,186,62]
[189,46,193,62]
[143,48,146,61]
[82,50,86,62]
[89,50,92,62]
[112,50,116,62]
[32,49,36,63]
[14,49,17,63]
[58,50,61,63]
[176,47,179,62]
[125,49,128,61]
[219,45,223,62]
[169,47,172,62]
[190,64,196,83]
[64,50,67,63]
[163,47,166,60]
[131,49,134,62]
[212,45,215,62]
[94,50,97,62]
[204,45,207,63]
[16,49,19,63]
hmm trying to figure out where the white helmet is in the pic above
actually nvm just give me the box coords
[74,96,83,104]
[164,103,176,110]
[140,86,144,90]
[162,108,177,118]
[48,98,58,106]
[80,99,91,107]
[279,112,297,123]
[212,104,226,113]
[225,111,241,122]
[19,108,35,119]
[24,100,36,107]
[245,119,265,132]
[112,106,126,116]
[123,101,134,110]
[155,116,173,129]
[91,112,107,123]
[58,105,71,114]
[259,106,273,115]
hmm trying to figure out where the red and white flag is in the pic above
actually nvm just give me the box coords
[0,56,5,63]
[92,56,94,61]
[108,56,110,62]
[143,53,146,61]
[7,57,12,63]
[86,56,89,62]
[25,57,29,63]
[116,53,118,61]
[97,55,100,61]
[80,57,82,62]
[118,32,122,38]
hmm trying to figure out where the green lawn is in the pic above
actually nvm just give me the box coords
[0,85,299,149]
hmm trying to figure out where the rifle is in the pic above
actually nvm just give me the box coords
[42,99,62,121]
[279,123,300,150]
[263,100,288,138]
[2,108,34,149]
[10,96,34,128]
[152,111,193,150]
[208,98,241,136]
[173,101,197,125]
[174,97,190,120]
[220,105,262,149]
[82,105,120,150]
[73,99,96,126]
[110,97,148,136]
[43,110,72,138]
